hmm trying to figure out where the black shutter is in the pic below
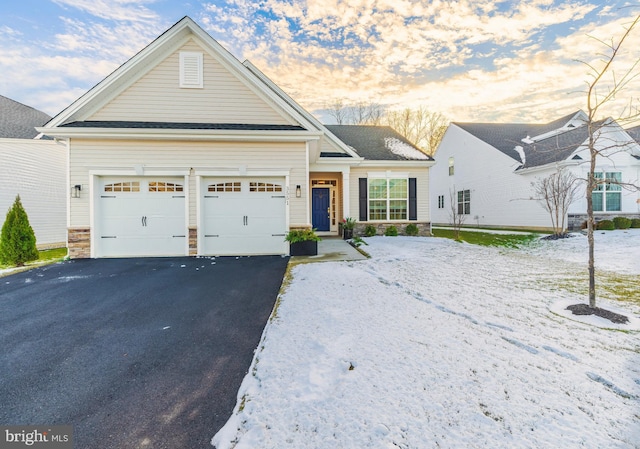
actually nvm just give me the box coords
[359,178,368,221]
[409,178,417,221]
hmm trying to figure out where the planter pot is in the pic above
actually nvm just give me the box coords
[343,229,353,240]
[289,240,318,256]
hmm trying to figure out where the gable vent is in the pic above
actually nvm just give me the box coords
[179,51,203,88]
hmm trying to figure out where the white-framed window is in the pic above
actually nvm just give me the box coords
[250,182,283,192]
[457,189,470,215]
[448,157,454,176]
[369,178,408,220]
[593,172,621,212]
[208,182,241,192]
[149,182,183,192]
[179,51,203,88]
[438,195,445,209]
[104,181,140,192]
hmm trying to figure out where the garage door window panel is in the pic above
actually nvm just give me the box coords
[104,181,140,192]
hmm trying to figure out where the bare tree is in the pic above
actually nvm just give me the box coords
[385,107,448,156]
[326,99,350,125]
[531,168,581,237]
[581,14,640,308]
[449,188,466,240]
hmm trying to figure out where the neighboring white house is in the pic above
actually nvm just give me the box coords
[0,96,66,249]
[431,110,640,231]
[38,17,433,259]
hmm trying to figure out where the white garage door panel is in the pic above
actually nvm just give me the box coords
[202,178,287,255]
[98,178,186,258]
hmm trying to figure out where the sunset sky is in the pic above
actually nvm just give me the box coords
[1,1,638,124]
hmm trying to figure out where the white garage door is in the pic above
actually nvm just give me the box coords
[201,178,287,255]
[97,177,186,257]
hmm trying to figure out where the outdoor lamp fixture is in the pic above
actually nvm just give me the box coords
[295,185,301,198]
[72,184,82,198]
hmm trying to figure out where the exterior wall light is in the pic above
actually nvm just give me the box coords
[295,185,301,198]
[72,184,82,198]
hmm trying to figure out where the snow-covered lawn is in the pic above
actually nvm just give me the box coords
[213,230,640,449]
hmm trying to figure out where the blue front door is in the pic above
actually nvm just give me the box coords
[312,188,330,231]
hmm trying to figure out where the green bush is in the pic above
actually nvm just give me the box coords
[0,195,39,267]
[631,218,640,228]
[405,223,419,236]
[364,225,377,237]
[284,228,320,243]
[384,225,398,236]
[596,220,615,231]
[613,216,632,229]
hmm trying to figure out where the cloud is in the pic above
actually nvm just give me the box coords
[200,0,615,123]
[51,0,160,22]
[0,0,167,115]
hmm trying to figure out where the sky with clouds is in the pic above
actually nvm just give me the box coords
[0,0,638,124]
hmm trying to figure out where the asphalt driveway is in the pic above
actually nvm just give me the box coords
[0,255,289,448]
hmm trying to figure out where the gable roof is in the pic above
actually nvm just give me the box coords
[325,125,434,161]
[626,125,640,144]
[42,17,316,132]
[453,111,584,163]
[0,95,51,139]
[520,124,592,169]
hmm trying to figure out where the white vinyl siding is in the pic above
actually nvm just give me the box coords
[0,139,67,248]
[68,139,307,228]
[89,40,294,124]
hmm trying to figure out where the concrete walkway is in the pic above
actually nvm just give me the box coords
[291,237,368,263]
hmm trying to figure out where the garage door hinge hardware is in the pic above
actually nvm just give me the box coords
[141,216,148,226]
[272,234,286,237]
[172,195,185,198]
[243,216,248,226]
[101,236,117,239]
[101,195,116,198]
[172,235,186,238]
[204,195,219,198]
[272,195,285,198]
[205,234,219,238]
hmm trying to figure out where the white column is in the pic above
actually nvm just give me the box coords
[342,169,350,218]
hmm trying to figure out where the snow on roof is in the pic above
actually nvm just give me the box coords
[384,137,430,160]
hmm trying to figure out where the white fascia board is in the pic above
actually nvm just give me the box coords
[514,160,580,175]
[36,127,322,142]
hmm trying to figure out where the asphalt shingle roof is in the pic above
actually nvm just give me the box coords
[454,111,581,164]
[626,125,640,144]
[60,121,307,131]
[324,125,433,161]
[0,95,51,139]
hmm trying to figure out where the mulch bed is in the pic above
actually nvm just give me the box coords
[566,304,629,324]
[541,233,576,241]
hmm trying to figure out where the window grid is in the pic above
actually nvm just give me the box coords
[593,172,622,212]
[250,182,283,192]
[208,182,241,192]
[149,182,183,192]
[104,181,140,192]
[457,189,471,215]
[368,178,408,221]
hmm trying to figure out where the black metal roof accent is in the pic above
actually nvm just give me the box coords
[59,121,307,131]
